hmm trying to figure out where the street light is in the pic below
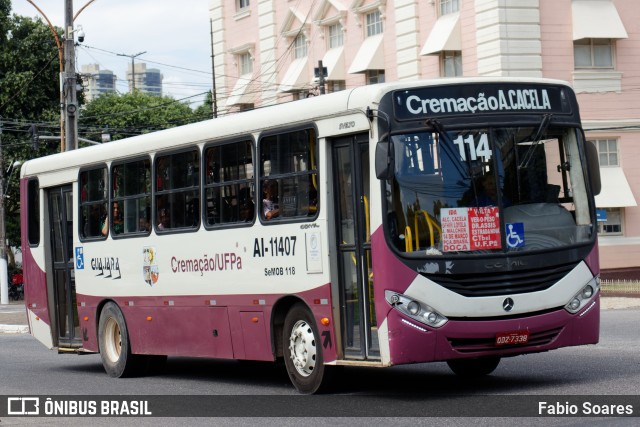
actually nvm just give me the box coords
[24,0,97,152]
[0,0,98,305]
[25,0,64,151]
[117,51,147,93]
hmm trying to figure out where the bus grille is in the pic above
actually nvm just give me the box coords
[448,327,563,353]
[424,261,579,297]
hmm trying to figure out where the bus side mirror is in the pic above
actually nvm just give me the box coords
[375,141,393,180]
[585,140,601,196]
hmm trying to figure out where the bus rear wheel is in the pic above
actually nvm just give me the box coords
[447,357,501,377]
[283,303,327,394]
[98,302,142,378]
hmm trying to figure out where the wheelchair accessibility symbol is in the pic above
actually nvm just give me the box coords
[75,247,85,270]
[506,223,525,248]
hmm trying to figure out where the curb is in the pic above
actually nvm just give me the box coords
[0,324,29,334]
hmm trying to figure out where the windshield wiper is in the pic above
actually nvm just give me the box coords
[519,113,553,169]
[426,119,470,179]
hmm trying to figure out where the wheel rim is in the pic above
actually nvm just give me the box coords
[288,320,317,377]
[104,317,122,363]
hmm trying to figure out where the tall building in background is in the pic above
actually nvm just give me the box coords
[211,0,640,278]
[81,64,117,102]
[127,63,163,96]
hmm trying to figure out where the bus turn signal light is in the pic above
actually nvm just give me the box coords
[320,317,330,326]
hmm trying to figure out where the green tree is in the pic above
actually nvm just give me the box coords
[193,90,214,121]
[1,1,62,265]
[79,91,198,143]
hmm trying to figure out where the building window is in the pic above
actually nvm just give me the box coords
[441,51,462,77]
[328,80,346,93]
[328,23,344,48]
[238,0,249,10]
[440,0,459,15]
[592,138,619,166]
[239,52,252,75]
[597,208,622,235]
[293,34,307,59]
[366,70,385,84]
[574,39,614,69]
[366,10,383,37]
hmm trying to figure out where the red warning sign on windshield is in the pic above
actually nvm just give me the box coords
[441,207,502,252]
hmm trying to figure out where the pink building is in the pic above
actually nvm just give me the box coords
[210,0,639,277]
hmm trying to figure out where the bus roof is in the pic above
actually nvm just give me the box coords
[20,77,573,179]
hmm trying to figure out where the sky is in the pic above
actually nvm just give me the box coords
[10,0,213,107]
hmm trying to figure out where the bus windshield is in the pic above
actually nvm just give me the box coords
[385,124,594,255]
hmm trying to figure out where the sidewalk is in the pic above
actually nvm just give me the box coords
[1,297,640,334]
[0,300,29,334]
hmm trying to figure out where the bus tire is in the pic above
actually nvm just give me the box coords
[283,303,327,394]
[98,302,142,378]
[447,357,501,377]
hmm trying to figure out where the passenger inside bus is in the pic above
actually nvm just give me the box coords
[139,213,150,232]
[238,187,255,222]
[262,180,279,220]
[102,202,123,235]
[157,208,170,230]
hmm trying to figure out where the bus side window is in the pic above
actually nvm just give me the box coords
[155,149,200,231]
[27,179,40,246]
[259,128,319,221]
[111,158,151,236]
[79,166,108,240]
[204,139,254,227]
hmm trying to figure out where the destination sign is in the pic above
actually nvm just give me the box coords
[393,84,571,120]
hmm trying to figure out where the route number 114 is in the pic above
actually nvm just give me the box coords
[453,133,492,162]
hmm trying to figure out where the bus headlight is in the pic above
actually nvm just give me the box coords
[565,277,599,314]
[385,290,448,328]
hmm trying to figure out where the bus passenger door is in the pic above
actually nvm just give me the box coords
[48,186,81,349]
[332,134,379,360]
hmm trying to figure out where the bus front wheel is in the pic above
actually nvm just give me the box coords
[447,357,501,377]
[98,302,141,378]
[283,303,327,394]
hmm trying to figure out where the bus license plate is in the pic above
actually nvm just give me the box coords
[496,329,529,346]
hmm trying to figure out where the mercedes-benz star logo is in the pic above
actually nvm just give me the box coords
[503,297,515,312]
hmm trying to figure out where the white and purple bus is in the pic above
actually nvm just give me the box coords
[20,78,601,393]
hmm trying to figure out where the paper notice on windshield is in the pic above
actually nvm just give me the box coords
[441,207,502,252]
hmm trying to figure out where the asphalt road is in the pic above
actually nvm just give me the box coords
[0,308,638,426]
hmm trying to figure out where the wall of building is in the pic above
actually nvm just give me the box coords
[211,0,640,277]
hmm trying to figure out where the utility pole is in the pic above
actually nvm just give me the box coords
[64,0,78,151]
[118,51,147,93]
[0,118,7,305]
[209,19,218,118]
[315,61,327,95]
